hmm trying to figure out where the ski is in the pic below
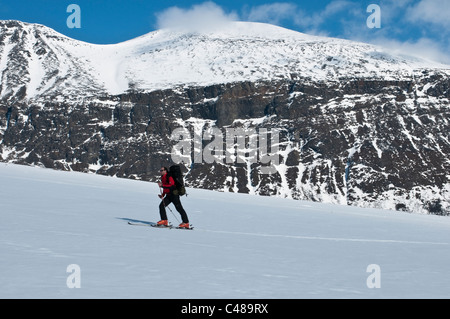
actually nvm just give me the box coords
[128,222,172,228]
[128,222,152,227]
[151,224,194,230]
[151,224,173,229]
[175,225,194,230]
[127,221,193,230]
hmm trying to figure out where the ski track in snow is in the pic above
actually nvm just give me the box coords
[196,228,450,246]
[1,163,450,299]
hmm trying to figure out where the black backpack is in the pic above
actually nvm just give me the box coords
[168,165,186,196]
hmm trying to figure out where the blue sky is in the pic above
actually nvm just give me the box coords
[1,0,449,63]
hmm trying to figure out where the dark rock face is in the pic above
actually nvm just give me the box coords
[1,74,449,215]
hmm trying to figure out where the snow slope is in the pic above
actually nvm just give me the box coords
[1,162,450,299]
[1,20,449,100]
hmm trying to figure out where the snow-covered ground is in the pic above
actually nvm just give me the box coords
[1,162,450,299]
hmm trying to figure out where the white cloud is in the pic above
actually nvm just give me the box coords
[369,36,450,65]
[370,0,450,64]
[321,0,356,17]
[155,1,238,32]
[245,2,298,25]
[406,0,450,28]
[244,1,355,31]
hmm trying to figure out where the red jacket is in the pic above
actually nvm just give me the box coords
[161,173,175,195]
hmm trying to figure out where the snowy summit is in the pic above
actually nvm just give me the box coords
[0,20,448,100]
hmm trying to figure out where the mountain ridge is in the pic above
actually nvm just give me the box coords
[1,20,449,101]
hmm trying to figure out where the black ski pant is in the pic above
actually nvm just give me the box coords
[159,194,189,223]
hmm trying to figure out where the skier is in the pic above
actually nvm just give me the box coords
[157,167,190,228]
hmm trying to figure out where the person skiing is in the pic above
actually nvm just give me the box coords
[157,166,190,228]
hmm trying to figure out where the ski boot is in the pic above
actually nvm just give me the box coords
[156,220,170,227]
